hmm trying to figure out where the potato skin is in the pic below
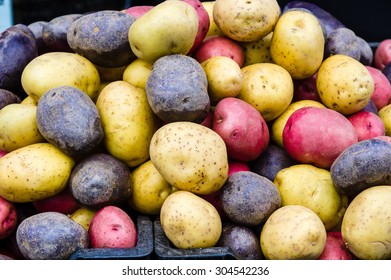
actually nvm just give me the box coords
[0,89,21,110]
[16,211,89,260]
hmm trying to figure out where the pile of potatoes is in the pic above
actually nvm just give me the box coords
[1,0,391,260]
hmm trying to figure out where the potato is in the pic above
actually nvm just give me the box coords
[201,1,224,38]
[330,139,391,197]
[274,164,348,230]
[365,66,391,111]
[20,96,37,106]
[316,54,374,115]
[69,153,132,209]
[122,58,153,89]
[348,111,385,141]
[36,86,104,157]
[0,143,75,203]
[96,81,160,168]
[374,39,391,70]
[0,196,17,240]
[220,171,281,227]
[379,104,391,136]
[160,190,222,249]
[146,54,210,123]
[240,32,273,67]
[260,205,327,260]
[16,211,89,259]
[128,0,199,62]
[67,10,137,68]
[324,27,360,61]
[201,56,243,105]
[21,52,100,102]
[270,9,325,79]
[0,103,45,152]
[356,36,374,66]
[341,185,391,259]
[237,63,294,122]
[89,205,137,249]
[70,207,97,231]
[128,160,176,215]
[0,89,21,110]
[149,121,228,195]
[213,0,280,42]
[317,231,353,260]
[292,73,321,102]
[95,64,128,83]
[28,21,50,55]
[32,187,79,215]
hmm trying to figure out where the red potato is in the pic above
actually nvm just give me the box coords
[181,0,210,55]
[348,111,385,141]
[283,106,358,169]
[365,66,391,110]
[0,150,6,158]
[212,97,269,162]
[124,6,153,19]
[318,231,353,260]
[292,73,321,102]
[32,188,80,215]
[374,39,391,70]
[89,205,137,248]
[228,160,251,177]
[200,110,214,128]
[0,196,18,240]
[193,35,244,67]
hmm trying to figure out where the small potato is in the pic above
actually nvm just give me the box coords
[122,58,153,89]
[201,1,224,38]
[95,64,128,83]
[240,32,273,67]
[260,205,327,260]
[324,27,360,60]
[237,63,294,122]
[20,96,37,106]
[0,103,45,152]
[316,54,374,115]
[0,89,21,110]
[201,56,243,105]
[160,190,222,249]
[379,104,391,136]
[149,121,228,195]
[70,207,97,231]
[0,196,18,240]
[365,66,391,111]
[342,185,391,259]
[374,39,391,70]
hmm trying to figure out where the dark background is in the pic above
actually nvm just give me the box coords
[11,0,390,43]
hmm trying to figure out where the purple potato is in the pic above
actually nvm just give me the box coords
[0,89,21,110]
[324,27,360,60]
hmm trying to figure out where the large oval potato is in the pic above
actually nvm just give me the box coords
[96,80,160,167]
[149,121,228,195]
[21,52,100,102]
[0,143,75,203]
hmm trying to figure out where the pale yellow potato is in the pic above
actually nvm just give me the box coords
[0,103,45,152]
[270,9,325,79]
[122,58,153,89]
[260,205,327,260]
[21,52,100,102]
[149,121,228,195]
[96,81,160,168]
[0,143,75,203]
[241,32,274,67]
[201,56,243,105]
[128,160,176,215]
[20,96,37,106]
[342,185,391,260]
[237,63,294,122]
[95,64,128,83]
[274,164,348,230]
[213,0,280,42]
[317,54,374,115]
[378,104,391,136]
[271,100,326,147]
[160,190,222,249]
[128,1,199,62]
[201,1,224,38]
[70,207,97,231]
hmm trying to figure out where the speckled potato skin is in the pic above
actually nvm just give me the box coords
[21,52,100,102]
[316,54,374,115]
[160,190,222,249]
[342,185,391,260]
[379,104,391,136]
[16,211,89,260]
[241,32,274,67]
[149,121,228,195]
[213,0,280,42]
[270,9,325,79]
[0,143,75,203]
[260,205,327,260]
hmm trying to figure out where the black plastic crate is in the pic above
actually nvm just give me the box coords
[69,215,153,260]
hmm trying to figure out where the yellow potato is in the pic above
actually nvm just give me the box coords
[241,32,274,67]
[0,143,75,203]
[237,63,294,122]
[96,80,160,168]
[260,205,327,260]
[20,96,37,106]
[201,1,224,38]
[160,190,222,249]
[149,121,228,195]
[21,52,101,102]
[0,103,45,152]
[122,58,153,89]
[342,185,391,260]
[270,9,325,79]
[70,207,97,231]
[378,104,391,136]
[95,64,128,83]
[213,0,280,42]
[201,56,243,105]
[274,164,348,230]
[316,54,374,115]
[128,160,176,215]
[271,100,326,147]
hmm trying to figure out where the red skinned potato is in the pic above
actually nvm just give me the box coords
[228,160,251,177]
[32,187,79,215]
[318,231,353,260]
[374,39,391,70]
[365,66,391,110]
[89,206,137,248]
[348,111,385,141]
[283,106,358,169]
[193,35,244,67]
[292,73,321,102]
[212,97,269,162]
[0,196,18,240]
[124,5,153,19]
